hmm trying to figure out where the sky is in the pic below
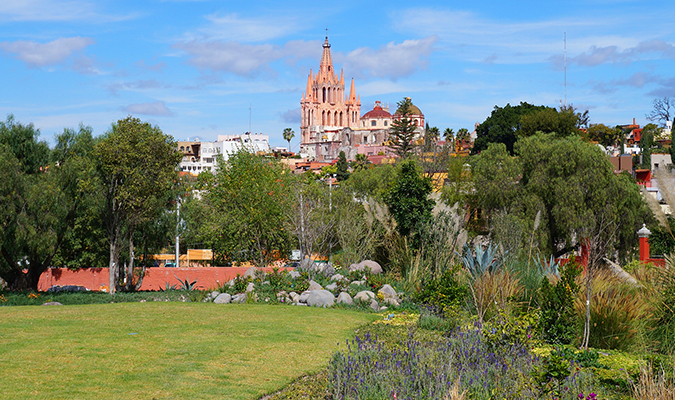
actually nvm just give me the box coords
[1,0,674,150]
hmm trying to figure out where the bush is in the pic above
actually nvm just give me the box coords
[415,268,467,311]
[540,257,580,344]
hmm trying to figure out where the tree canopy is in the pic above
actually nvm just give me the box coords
[389,98,418,158]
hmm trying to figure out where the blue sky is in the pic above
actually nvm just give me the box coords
[1,0,674,149]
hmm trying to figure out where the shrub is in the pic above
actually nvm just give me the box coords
[415,267,467,311]
[540,257,581,344]
[650,260,675,354]
[575,269,649,351]
[482,308,539,350]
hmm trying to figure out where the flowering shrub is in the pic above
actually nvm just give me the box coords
[328,325,596,400]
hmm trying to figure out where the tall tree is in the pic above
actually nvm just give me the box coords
[584,123,623,147]
[389,98,418,158]
[202,149,294,267]
[95,116,181,293]
[282,127,295,151]
[646,97,673,126]
[443,128,454,143]
[472,102,547,154]
[639,123,658,169]
[384,160,434,244]
[518,107,579,138]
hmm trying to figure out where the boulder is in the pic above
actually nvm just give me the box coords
[41,301,63,306]
[383,297,400,307]
[336,292,353,305]
[208,291,221,300]
[231,294,246,303]
[243,266,258,279]
[330,273,344,282]
[349,260,383,274]
[214,293,232,304]
[325,283,337,292]
[307,280,323,291]
[378,284,399,303]
[306,290,335,308]
[369,299,380,311]
[289,270,301,279]
[354,290,376,303]
[350,280,366,286]
[289,291,300,303]
[246,282,255,293]
[298,291,311,303]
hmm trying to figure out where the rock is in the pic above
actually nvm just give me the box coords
[289,291,300,303]
[350,280,365,286]
[325,283,337,292]
[289,270,301,279]
[383,297,400,307]
[243,266,258,279]
[321,264,336,277]
[307,280,323,291]
[354,290,376,302]
[379,306,388,312]
[41,301,63,306]
[298,291,311,303]
[369,299,380,311]
[246,282,255,293]
[295,302,307,306]
[298,258,314,271]
[306,290,335,308]
[330,273,344,282]
[378,284,399,303]
[336,292,353,305]
[214,293,232,304]
[231,294,246,303]
[349,260,383,274]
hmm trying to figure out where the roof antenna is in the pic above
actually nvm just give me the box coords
[564,31,567,108]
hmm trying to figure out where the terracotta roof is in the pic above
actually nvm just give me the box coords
[362,102,391,119]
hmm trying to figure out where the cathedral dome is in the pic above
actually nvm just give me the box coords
[395,97,423,116]
[362,101,391,119]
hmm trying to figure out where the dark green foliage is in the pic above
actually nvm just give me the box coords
[472,102,547,154]
[540,258,581,344]
[518,106,580,139]
[384,160,433,241]
[343,163,396,201]
[651,265,675,354]
[335,151,350,182]
[389,97,418,158]
[535,348,573,398]
[650,217,675,256]
[0,114,50,174]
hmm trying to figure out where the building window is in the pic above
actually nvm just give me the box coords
[180,146,184,151]
[371,120,376,127]
[384,121,388,126]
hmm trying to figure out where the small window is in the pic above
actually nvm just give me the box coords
[384,121,388,126]
[186,146,191,152]
[180,146,185,151]
[371,120,376,126]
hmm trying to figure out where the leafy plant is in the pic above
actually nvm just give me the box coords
[415,267,467,311]
[174,274,197,291]
[540,257,580,344]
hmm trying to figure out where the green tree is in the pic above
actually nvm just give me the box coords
[282,127,295,151]
[203,149,294,267]
[518,107,579,138]
[0,114,49,174]
[95,116,182,293]
[473,102,546,154]
[456,128,470,143]
[443,128,454,143]
[584,123,622,147]
[441,156,472,208]
[384,160,434,242]
[389,97,418,158]
[344,163,397,202]
[336,151,350,182]
[350,153,371,171]
[425,124,440,142]
[639,123,658,169]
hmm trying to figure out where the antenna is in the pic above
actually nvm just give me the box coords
[249,103,252,134]
[564,31,567,108]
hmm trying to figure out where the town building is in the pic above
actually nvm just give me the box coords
[178,133,270,175]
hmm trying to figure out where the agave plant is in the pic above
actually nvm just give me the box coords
[459,243,501,279]
[173,274,197,291]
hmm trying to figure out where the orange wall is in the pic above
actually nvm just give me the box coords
[38,267,291,292]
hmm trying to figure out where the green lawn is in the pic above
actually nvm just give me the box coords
[0,303,377,400]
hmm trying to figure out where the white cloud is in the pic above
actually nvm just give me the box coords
[200,12,301,42]
[0,37,94,68]
[0,0,137,22]
[341,37,438,80]
[554,39,675,67]
[122,101,173,117]
[173,40,316,76]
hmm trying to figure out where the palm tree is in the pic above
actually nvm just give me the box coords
[443,128,454,142]
[283,128,295,152]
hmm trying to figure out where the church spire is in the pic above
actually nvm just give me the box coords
[318,36,335,83]
[348,78,356,104]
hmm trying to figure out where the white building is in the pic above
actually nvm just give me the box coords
[178,133,271,175]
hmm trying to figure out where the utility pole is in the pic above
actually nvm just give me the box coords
[175,198,180,268]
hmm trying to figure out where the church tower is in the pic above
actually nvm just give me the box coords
[300,36,360,157]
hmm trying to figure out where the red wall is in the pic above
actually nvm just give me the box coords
[38,267,290,292]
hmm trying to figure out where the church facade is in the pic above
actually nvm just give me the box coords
[299,37,424,161]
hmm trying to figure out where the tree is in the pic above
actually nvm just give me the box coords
[351,153,371,171]
[336,151,350,182]
[472,102,547,154]
[425,124,440,142]
[384,160,434,243]
[95,116,181,293]
[646,97,673,126]
[203,149,294,267]
[639,123,658,169]
[518,107,579,138]
[443,128,454,142]
[389,97,418,158]
[456,128,470,143]
[473,133,650,259]
[0,114,49,174]
[584,123,622,147]
[282,127,295,151]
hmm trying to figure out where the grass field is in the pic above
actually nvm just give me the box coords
[0,302,377,400]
